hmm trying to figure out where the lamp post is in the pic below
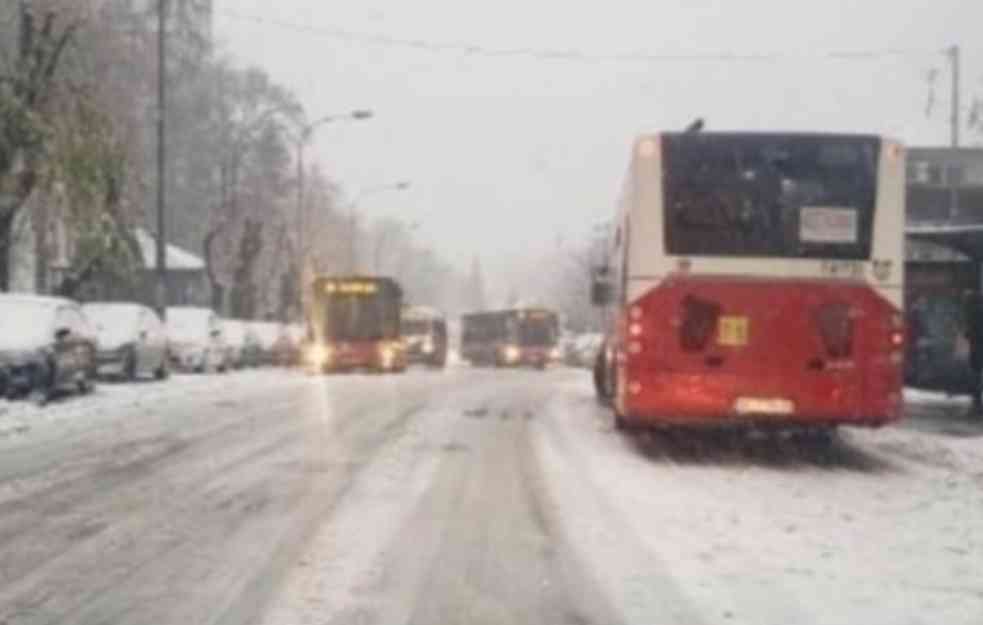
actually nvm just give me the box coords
[345,181,411,273]
[293,109,372,315]
[374,220,421,274]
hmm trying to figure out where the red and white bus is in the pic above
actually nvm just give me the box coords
[303,276,406,373]
[592,132,906,432]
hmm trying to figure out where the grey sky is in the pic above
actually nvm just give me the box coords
[215,0,980,287]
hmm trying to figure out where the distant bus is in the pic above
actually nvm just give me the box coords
[593,132,906,432]
[461,308,560,368]
[304,276,406,373]
[402,305,448,368]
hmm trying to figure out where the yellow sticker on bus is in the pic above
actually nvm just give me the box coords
[718,316,749,347]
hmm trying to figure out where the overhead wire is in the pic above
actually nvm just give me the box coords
[215,8,945,65]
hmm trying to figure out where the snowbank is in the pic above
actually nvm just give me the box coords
[0,370,305,444]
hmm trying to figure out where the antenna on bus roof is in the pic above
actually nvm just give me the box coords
[684,118,705,133]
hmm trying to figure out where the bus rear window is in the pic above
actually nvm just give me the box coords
[662,134,880,259]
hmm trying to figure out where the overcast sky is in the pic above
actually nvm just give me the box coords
[214,0,981,291]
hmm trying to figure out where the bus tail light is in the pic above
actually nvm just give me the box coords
[889,313,905,349]
[816,302,854,359]
[680,295,720,352]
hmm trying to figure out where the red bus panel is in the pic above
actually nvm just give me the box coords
[617,277,903,427]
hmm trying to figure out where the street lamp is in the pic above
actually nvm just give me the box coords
[294,109,373,314]
[346,181,412,273]
[374,220,421,273]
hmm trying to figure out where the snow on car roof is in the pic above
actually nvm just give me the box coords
[83,303,144,331]
[166,307,215,329]
[0,296,63,347]
[0,294,73,309]
[250,322,283,347]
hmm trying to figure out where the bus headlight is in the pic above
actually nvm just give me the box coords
[503,345,520,363]
[307,345,331,366]
[379,344,397,366]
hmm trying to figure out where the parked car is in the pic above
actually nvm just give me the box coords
[83,302,168,381]
[222,319,262,369]
[249,321,282,366]
[0,295,96,402]
[271,326,299,366]
[166,307,228,373]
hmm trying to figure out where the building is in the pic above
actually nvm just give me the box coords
[69,228,209,307]
[906,147,983,225]
[132,228,210,307]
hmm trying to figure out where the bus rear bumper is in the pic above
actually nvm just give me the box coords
[618,374,902,429]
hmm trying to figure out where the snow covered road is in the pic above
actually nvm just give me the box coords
[0,368,980,624]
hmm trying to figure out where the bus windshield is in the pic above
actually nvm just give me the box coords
[513,313,558,346]
[663,134,880,259]
[518,320,555,346]
[402,320,430,337]
[321,294,399,341]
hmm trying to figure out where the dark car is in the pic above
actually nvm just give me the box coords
[0,295,97,403]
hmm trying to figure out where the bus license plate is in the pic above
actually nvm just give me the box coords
[735,397,795,416]
[718,316,749,347]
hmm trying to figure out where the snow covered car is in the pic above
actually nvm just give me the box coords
[83,302,169,381]
[166,307,228,373]
[0,295,96,402]
[271,326,299,366]
[222,319,262,369]
[249,321,283,366]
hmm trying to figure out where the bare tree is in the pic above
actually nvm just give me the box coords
[0,0,86,290]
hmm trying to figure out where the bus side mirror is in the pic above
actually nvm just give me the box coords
[591,266,613,306]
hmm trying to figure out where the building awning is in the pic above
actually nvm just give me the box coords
[906,223,983,261]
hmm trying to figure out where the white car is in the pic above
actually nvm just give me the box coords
[166,307,228,373]
[249,321,283,366]
[222,319,248,369]
[83,302,169,380]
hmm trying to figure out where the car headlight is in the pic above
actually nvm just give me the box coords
[549,347,561,360]
[422,338,435,354]
[503,345,520,363]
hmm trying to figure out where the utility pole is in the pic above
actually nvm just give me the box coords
[949,44,961,148]
[296,132,306,299]
[156,0,168,319]
[947,44,961,219]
